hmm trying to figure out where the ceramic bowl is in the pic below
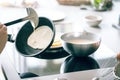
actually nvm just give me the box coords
[85,15,102,27]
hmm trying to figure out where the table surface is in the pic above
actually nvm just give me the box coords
[22,67,115,80]
[0,0,120,79]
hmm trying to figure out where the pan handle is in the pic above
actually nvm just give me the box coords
[5,18,24,26]
[8,34,15,43]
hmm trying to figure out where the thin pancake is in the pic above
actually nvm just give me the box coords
[27,26,53,49]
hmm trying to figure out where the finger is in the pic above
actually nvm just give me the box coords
[0,24,7,31]
[2,25,7,31]
[3,26,7,31]
[0,24,5,29]
[0,24,2,28]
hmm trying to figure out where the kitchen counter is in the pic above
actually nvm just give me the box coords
[22,67,115,80]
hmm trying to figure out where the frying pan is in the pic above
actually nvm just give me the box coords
[14,17,69,59]
[15,17,55,57]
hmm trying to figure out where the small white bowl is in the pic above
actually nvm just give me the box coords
[85,15,102,27]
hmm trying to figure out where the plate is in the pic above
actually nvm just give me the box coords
[50,32,62,49]
[38,9,66,22]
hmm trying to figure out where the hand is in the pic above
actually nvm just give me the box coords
[0,23,7,53]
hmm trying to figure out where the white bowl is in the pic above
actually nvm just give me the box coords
[85,15,102,27]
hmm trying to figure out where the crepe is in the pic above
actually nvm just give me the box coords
[51,33,62,48]
[27,26,53,49]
